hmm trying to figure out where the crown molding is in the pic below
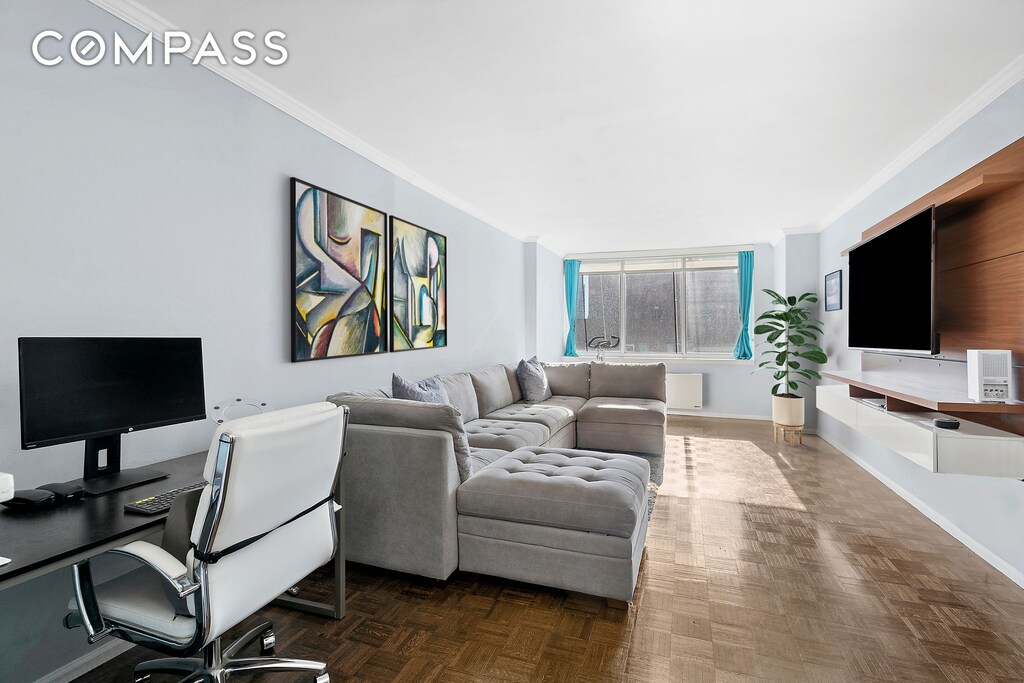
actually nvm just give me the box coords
[564,244,754,261]
[781,225,819,236]
[87,0,519,241]
[818,52,1024,231]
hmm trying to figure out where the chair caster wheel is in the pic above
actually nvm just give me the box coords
[134,675,151,683]
[314,673,330,683]
[260,631,276,656]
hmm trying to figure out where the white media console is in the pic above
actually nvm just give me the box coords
[818,383,1024,478]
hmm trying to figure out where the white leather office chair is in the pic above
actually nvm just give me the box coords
[66,402,349,683]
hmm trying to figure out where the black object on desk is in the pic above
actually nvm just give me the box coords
[124,481,207,515]
[39,482,85,503]
[933,417,961,430]
[1,489,56,510]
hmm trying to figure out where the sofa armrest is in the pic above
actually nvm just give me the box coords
[343,424,461,580]
[329,395,473,482]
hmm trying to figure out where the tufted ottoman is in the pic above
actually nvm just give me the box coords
[456,446,651,603]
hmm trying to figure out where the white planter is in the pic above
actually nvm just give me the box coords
[772,395,805,427]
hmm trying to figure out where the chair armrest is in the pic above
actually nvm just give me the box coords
[70,540,198,643]
[70,558,110,643]
[109,540,198,598]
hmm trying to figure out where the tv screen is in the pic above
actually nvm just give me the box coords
[19,337,206,449]
[848,207,936,354]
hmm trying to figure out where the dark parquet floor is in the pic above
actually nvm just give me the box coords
[73,416,1024,682]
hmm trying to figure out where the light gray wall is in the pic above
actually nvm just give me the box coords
[0,0,527,490]
[532,242,566,361]
[524,243,539,357]
[0,1,529,680]
[817,80,1024,583]
[770,233,822,430]
[772,236,788,294]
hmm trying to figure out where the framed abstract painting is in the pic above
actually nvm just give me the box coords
[389,217,447,351]
[291,178,387,361]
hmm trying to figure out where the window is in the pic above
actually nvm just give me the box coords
[573,252,742,358]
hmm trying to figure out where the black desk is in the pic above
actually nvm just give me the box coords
[0,452,206,590]
[0,451,344,619]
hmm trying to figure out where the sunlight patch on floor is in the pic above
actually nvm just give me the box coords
[657,433,808,513]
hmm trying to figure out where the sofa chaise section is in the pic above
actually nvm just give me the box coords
[577,362,667,455]
[457,447,652,602]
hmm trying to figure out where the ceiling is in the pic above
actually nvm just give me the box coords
[100,1,1024,255]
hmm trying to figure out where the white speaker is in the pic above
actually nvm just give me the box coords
[967,350,1013,403]
[0,472,12,503]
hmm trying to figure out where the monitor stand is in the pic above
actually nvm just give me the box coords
[76,434,168,496]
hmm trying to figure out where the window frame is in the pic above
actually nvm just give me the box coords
[568,246,753,364]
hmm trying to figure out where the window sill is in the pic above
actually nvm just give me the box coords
[563,354,754,366]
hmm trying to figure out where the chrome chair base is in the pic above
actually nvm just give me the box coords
[133,622,329,683]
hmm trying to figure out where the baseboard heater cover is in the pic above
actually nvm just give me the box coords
[667,373,703,410]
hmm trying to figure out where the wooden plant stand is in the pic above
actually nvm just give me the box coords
[773,423,804,446]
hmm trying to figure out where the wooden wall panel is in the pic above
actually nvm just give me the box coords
[936,251,1024,356]
[936,183,1024,273]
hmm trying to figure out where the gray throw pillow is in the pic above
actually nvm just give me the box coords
[517,356,552,403]
[392,373,450,404]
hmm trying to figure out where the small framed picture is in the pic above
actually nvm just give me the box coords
[825,270,842,311]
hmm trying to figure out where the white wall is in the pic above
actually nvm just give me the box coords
[0,1,531,680]
[817,80,1024,584]
[771,233,822,430]
[531,242,566,361]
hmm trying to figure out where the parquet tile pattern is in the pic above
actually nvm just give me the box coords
[74,417,1024,682]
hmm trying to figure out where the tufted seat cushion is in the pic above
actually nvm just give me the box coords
[539,395,587,414]
[465,419,550,451]
[577,397,667,426]
[482,398,580,434]
[467,447,509,478]
[457,447,650,538]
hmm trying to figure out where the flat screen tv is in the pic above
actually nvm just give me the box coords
[19,337,207,494]
[848,206,937,355]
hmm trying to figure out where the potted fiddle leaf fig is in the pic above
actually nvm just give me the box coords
[754,289,828,427]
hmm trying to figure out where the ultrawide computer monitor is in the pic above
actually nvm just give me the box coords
[18,337,207,495]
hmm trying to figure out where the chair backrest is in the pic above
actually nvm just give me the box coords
[188,402,346,642]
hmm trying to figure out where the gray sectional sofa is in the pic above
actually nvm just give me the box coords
[327,360,666,602]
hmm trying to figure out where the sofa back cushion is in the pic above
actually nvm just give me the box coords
[471,364,515,416]
[326,393,474,482]
[439,372,480,422]
[328,386,392,398]
[589,362,667,402]
[542,362,591,398]
[504,364,523,403]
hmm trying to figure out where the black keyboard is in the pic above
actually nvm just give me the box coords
[124,481,207,515]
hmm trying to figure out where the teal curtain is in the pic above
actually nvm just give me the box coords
[564,259,582,357]
[733,251,754,360]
